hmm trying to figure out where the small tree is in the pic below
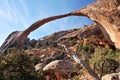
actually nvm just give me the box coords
[0,48,45,80]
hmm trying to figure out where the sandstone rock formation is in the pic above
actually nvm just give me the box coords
[102,72,120,80]
[0,13,74,53]
[0,0,120,53]
[39,23,104,46]
[43,60,74,80]
[34,63,46,71]
[72,0,120,48]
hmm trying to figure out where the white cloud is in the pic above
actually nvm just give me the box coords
[0,0,30,29]
[4,0,17,22]
[20,0,30,17]
[0,0,31,45]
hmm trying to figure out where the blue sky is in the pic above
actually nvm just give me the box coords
[0,0,97,45]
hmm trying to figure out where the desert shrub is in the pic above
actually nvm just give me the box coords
[69,40,77,47]
[76,44,120,75]
[0,48,45,80]
[90,46,119,75]
[76,44,94,60]
[22,45,29,50]
[72,76,79,80]
[63,37,77,47]
[113,49,120,60]
[21,45,33,50]
[93,58,119,74]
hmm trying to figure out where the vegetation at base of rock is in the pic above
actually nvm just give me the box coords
[0,37,120,80]
[0,48,45,80]
[76,44,120,76]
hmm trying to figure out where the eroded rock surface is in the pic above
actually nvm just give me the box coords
[72,0,120,48]
[43,60,74,79]
[102,73,120,80]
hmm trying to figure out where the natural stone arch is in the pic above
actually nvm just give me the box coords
[0,12,87,54]
[73,0,120,48]
[0,0,120,53]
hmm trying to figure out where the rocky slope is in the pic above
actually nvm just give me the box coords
[25,23,119,80]
[31,23,106,48]
[25,23,105,60]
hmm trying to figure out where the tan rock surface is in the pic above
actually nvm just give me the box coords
[72,0,120,48]
[43,60,74,79]
[102,73,120,80]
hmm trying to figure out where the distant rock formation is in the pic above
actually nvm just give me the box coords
[39,23,104,46]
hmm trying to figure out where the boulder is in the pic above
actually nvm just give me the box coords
[43,60,74,79]
[34,63,46,71]
[102,73,120,80]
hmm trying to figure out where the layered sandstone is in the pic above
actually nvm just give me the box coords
[72,0,120,48]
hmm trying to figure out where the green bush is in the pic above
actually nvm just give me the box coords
[76,44,94,60]
[76,44,120,75]
[0,48,45,80]
[90,46,119,74]
[93,58,119,74]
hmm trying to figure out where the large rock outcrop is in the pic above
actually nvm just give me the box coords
[43,60,74,80]
[72,0,120,48]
